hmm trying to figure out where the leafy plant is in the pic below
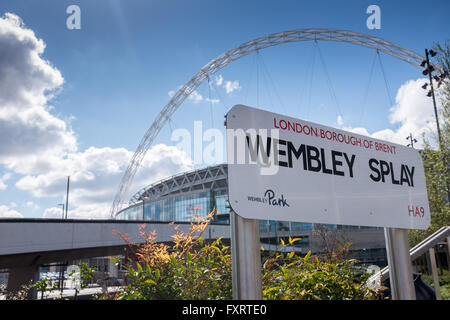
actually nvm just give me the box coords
[261,237,381,300]
[408,40,450,247]
[421,269,450,300]
[69,262,97,300]
[109,213,381,300]
[108,211,232,300]
[0,282,33,300]
[33,278,58,300]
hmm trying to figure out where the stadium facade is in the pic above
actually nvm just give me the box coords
[115,164,387,265]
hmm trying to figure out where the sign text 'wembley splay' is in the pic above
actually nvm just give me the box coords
[226,105,430,230]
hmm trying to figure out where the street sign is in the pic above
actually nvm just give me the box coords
[226,105,430,230]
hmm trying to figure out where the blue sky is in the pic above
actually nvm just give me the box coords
[0,0,449,218]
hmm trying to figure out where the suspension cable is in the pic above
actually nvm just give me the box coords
[315,41,342,118]
[297,42,316,117]
[306,43,316,119]
[377,50,394,106]
[258,55,276,111]
[258,51,286,113]
[256,50,260,108]
[167,117,173,135]
[212,75,227,113]
[359,50,378,125]
[243,52,257,105]
[207,77,214,128]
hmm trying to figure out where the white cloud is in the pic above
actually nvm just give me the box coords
[0,173,11,190]
[0,13,77,174]
[344,78,441,149]
[16,144,193,219]
[224,80,242,94]
[25,201,40,210]
[0,13,194,220]
[211,74,242,95]
[42,206,64,219]
[188,90,204,104]
[169,86,220,105]
[336,115,344,127]
[0,204,23,218]
[206,98,220,105]
[215,75,223,86]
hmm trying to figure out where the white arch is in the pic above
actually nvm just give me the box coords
[110,28,433,217]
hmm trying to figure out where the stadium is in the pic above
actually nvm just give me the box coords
[115,163,388,265]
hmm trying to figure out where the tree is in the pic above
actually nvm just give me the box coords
[409,40,450,247]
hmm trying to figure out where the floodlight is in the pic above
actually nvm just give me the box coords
[422,65,435,75]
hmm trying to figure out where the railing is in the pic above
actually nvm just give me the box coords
[379,226,450,300]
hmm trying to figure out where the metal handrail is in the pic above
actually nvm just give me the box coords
[375,226,450,299]
[380,226,450,282]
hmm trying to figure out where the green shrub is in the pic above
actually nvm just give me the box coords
[262,238,381,300]
[109,213,381,300]
[421,269,450,300]
[109,212,232,300]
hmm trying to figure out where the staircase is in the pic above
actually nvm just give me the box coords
[379,226,450,299]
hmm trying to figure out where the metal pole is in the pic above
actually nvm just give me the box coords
[425,49,443,149]
[65,176,70,219]
[230,210,262,300]
[447,236,450,270]
[426,49,450,203]
[428,247,442,300]
[384,227,416,300]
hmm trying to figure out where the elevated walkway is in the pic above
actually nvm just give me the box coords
[0,218,229,296]
[0,218,229,269]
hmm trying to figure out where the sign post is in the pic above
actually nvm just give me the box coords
[226,104,430,300]
[384,228,416,300]
[230,210,262,300]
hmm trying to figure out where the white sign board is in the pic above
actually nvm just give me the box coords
[226,105,430,230]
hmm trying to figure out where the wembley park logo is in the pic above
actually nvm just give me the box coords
[247,189,290,208]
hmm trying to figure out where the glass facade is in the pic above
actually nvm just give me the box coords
[117,188,384,232]
[117,203,143,221]
[115,164,385,264]
[117,189,339,232]
[117,188,230,224]
[116,165,383,234]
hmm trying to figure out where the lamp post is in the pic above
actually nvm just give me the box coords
[65,176,70,219]
[406,133,417,148]
[420,48,446,149]
[420,48,449,203]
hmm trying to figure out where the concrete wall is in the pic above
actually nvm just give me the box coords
[0,219,230,268]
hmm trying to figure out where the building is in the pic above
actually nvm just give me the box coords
[115,164,387,265]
